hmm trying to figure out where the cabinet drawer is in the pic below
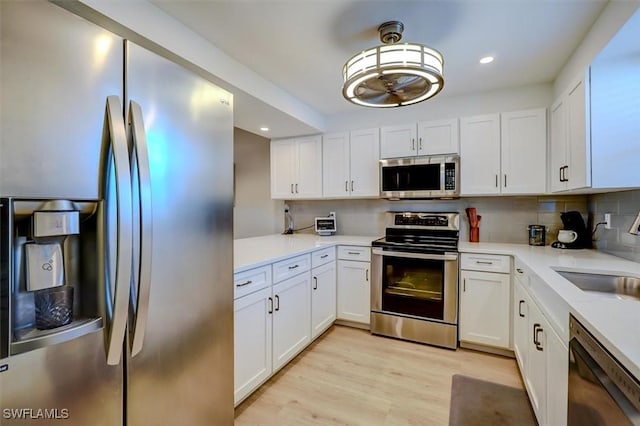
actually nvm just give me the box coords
[337,245,371,262]
[312,247,336,268]
[272,254,311,283]
[234,265,272,300]
[461,253,511,273]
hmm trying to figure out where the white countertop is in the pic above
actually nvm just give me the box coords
[234,234,376,273]
[459,242,640,380]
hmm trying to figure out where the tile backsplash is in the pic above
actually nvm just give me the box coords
[588,189,640,262]
[288,196,589,244]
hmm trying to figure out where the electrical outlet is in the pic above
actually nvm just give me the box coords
[629,211,640,236]
[604,213,611,229]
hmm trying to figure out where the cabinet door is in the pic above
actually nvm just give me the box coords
[272,272,311,372]
[380,124,417,158]
[322,132,350,198]
[566,71,591,190]
[311,261,337,340]
[270,139,296,199]
[459,270,510,348]
[234,287,272,406]
[513,277,530,373]
[550,97,568,192]
[337,260,371,325]
[500,108,547,194]
[295,135,323,198]
[525,299,547,425]
[418,118,459,155]
[546,325,568,426]
[349,128,380,197]
[460,114,501,195]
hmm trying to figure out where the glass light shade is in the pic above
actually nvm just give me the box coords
[342,42,444,107]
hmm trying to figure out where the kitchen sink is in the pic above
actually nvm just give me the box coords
[556,270,640,301]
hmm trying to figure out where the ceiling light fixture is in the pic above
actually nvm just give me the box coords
[341,21,444,108]
[260,127,269,132]
[479,56,494,64]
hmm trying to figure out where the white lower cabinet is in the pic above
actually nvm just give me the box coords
[513,268,568,426]
[272,272,311,372]
[311,261,336,339]
[234,287,272,405]
[459,253,511,349]
[337,259,370,325]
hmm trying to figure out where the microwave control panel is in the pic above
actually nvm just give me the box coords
[444,163,456,190]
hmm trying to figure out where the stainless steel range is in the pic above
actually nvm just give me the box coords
[371,212,459,349]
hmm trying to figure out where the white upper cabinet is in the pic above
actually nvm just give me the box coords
[500,108,547,194]
[270,135,322,199]
[549,70,591,192]
[460,114,501,195]
[417,118,459,155]
[322,128,380,198]
[380,124,417,158]
[460,109,547,196]
[380,119,459,158]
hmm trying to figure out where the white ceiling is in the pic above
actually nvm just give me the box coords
[151,0,607,136]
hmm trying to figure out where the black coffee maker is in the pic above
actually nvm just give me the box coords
[551,211,591,249]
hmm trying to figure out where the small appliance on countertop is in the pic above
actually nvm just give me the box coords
[315,212,336,236]
[528,224,546,246]
[551,211,591,249]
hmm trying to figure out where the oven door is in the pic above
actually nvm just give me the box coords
[371,248,458,324]
[568,317,640,425]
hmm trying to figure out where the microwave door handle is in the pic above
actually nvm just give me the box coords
[102,96,133,366]
[372,248,457,261]
[128,101,153,358]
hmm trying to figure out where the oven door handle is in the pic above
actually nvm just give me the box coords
[372,248,458,261]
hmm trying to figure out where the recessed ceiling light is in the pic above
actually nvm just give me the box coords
[260,127,269,132]
[479,56,494,64]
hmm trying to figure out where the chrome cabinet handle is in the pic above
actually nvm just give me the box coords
[320,254,329,259]
[288,264,299,270]
[275,295,280,311]
[351,180,354,192]
[495,174,498,188]
[419,137,423,150]
[295,183,299,193]
[463,278,466,292]
[476,261,493,265]
[345,181,348,192]
[504,174,507,188]
[347,251,360,255]
[313,276,318,290]
[516,268,523,274]
[518,300,525,317]
[365,269,369,282]
[290,183,294,194]
[128,100,153,359]
[268,297,273,314]
[412,138,415,150]
[236,280,252,288]
[102,95,133,366]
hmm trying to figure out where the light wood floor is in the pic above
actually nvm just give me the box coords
[234,325,524,425]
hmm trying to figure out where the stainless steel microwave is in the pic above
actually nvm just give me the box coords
[380,155,460,199]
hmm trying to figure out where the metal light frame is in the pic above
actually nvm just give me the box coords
[341,21,444,108]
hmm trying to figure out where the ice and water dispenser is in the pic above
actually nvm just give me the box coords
[1,198,103,358]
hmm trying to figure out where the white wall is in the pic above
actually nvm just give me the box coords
[233,128,284,238]
[324,83,553,132]
[553,1,639,97]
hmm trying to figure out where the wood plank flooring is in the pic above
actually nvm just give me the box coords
[234,325,524,425]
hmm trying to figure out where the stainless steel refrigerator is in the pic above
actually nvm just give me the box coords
[0,1,234,424]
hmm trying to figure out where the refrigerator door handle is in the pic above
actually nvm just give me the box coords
[128,101,153,358]
[103,96,133,366]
